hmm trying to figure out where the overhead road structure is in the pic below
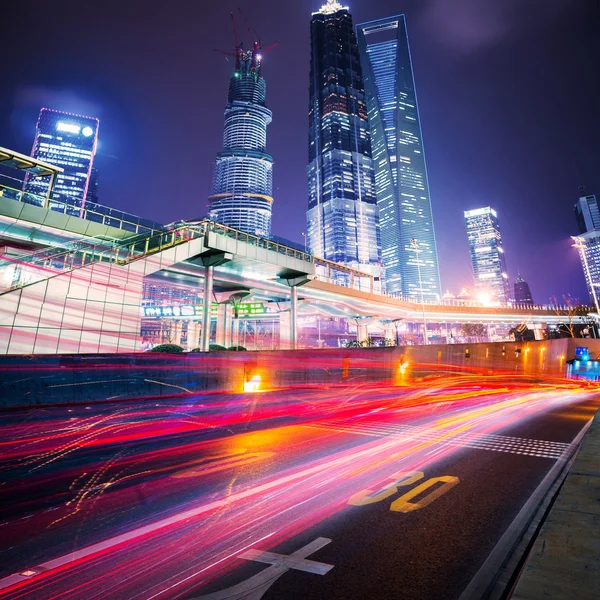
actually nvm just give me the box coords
[0,194,593,354]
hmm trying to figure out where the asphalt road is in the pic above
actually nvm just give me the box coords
[0,375,597,600]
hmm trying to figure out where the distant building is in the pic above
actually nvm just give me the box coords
[306,0,382,280]
[572,189,600,309]
[23,108,99,214]
[464,207,510,304]
[573,231,600,310]
[85,167,99,205]
[575,190,600,234]
[356,14,441,300]
[208,32,274,237]
[513,274,534,305]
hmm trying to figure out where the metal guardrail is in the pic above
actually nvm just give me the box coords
[1,213,595,318]
[0,183,164,236]
[0,220,314,296]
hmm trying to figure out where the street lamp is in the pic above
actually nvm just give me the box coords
[410,238,428,344]
[572,235,600,316]
[301,232,307,253]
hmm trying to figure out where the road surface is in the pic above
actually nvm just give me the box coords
[0,374,597,599]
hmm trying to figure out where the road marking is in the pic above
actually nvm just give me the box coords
[390,475,460,513]
[191,537,333,600]
[305,421,570,459]
[348,471,424,506]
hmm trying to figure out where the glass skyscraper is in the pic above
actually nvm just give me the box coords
[23,108,99,214]
[208,41,273,237]
[464,207,510,304]
[306,0,382,279]
[575,191,600,234]
[573,190,600,308]
[356,15,441,300]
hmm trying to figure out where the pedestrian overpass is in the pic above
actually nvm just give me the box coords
[0,159,592,354]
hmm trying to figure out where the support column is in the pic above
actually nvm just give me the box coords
[290,285,298,350]
[357,323,369,344]
[186,321,200,351]
[173,320,183,346]
[201,265,214,352]
[216,303,233,348]
[279,311,291,350]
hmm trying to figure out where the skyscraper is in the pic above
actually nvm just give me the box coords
[85,167,99,205]
[514,274,534,305]
[306,0,381,278]
[208,34,274,237]
[572,189,600,309]
[23,108,99,214]
[357,15,441,300]
[575,190,600,234]
[464,207,510,304]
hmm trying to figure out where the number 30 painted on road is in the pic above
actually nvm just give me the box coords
[347,471,459,513]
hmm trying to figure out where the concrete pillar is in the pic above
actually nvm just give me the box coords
[290,285,298,350]
[201,266,214,352]
[357,323,369,344]
[186,321,200,351]
[173,320,183,346]
[216,304,233,348]
[279,311,291,350]
[383,322,395,343]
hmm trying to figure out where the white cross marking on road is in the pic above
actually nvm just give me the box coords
[192,537,334,600]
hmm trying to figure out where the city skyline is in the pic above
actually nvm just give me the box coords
[1,0,598,303]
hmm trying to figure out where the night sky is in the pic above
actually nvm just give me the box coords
[2,0,599,304]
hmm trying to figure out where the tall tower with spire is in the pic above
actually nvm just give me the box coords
[208,19,278,237]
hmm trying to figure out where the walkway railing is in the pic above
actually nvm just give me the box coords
[0,220,313,296]
[0,183,164,236]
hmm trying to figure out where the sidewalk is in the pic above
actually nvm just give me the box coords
[511,408,600,599]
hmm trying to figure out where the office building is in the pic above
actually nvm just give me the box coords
[356,15,441,300]
[464,207,510,304]
[575,191,600,234]
[573,189,600,309]
[85,167,99,205]
[208,36,274,237]
[306,0,382,279]
[513,274,534,305]
[23,108,99,213]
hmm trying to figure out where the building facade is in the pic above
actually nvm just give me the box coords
[208,40,274,237]
[356,15,441,300]
[306,0,382,279]
[23,109,99,214]
[514,274,534,305]
[464,207,510,304]
[575,192,600,234]
[573,231,600,310]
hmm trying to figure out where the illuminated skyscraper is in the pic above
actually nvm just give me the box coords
[306,0,382,278]
[356,15,441,299]
[208,34,274,237]
[575,190,600,234]
[514,273,534,305]
[23,108,99,213]
[573,189,600,308]
[464,207,510,304]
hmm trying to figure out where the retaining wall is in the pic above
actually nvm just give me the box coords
[0,338,596,409]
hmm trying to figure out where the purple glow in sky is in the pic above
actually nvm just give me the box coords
[2,0,598,303]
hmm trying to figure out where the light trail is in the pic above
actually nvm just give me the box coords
[0,375,597,599]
